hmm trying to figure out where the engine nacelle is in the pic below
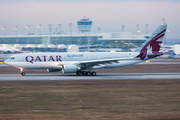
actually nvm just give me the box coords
[62,65,80,73]
[47,69,61,72]
[47,66,62,72]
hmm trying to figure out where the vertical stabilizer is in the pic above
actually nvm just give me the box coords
[136,25,167,60]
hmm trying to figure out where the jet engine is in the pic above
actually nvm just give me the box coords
[62,65,80,73]
[47,69,61,72]
[47,66,62,72]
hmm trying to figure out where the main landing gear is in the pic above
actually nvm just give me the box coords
[76,71,96,76]
[20,68,25,76]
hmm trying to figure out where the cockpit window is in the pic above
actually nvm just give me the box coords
[9,57,15,59]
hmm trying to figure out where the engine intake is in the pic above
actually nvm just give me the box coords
[47,69,61,72]
[47,66,62,72]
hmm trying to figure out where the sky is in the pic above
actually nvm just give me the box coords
[0,0,180,39]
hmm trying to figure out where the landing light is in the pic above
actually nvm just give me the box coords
[20,68,24,72]
[137,30,141,33]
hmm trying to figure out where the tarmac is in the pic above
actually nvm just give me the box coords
[1,61,180,68]
[0,58,180,81]
[0,73,180,81]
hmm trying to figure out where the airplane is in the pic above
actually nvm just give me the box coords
[4,25,167,76]
[0,46,21,53]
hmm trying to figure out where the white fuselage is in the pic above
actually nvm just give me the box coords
[4,52,144,69]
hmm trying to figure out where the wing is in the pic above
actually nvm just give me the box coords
[76,57,134,69]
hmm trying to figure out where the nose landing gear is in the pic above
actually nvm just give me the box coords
[20,68,25,76]
[21,72,25,76]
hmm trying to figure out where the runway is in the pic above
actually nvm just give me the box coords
[1,62,180,68]
[0,73,180,81]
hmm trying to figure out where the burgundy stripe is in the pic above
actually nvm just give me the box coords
[148,29,166,44]
[136,28,166,60]
[151,33,165,44]
[153,29,166,40]
[141,29,166,50]
[149,33,165,50]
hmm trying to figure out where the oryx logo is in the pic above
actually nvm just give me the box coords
[136,29,166,60]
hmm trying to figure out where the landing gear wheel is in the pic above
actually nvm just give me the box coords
[91,71,96,76]
[82,71,87,76]
[76,71,82,76]
[86,72,91,76]
[21,72,25,76]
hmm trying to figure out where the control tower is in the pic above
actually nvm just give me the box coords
[77,16,92,32]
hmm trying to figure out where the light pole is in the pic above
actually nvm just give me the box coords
[87,21,89,51]
[57,23,62,44]
[2,26,6,37]
[137,24,141,35]
[26,25,30,44]
[1,26,6,43]
[14,25,18,43]
[48,24,52,35]
[162,17,166,25]
[57,23,61,35]
[14,25,18,37]
[69,23,72,44]
[162,17,167,45]
[122,25,125,32]
[146,24,150,34]
[37,24,42,37]
[26,25,30,38]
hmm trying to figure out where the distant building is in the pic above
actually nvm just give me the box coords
[0,16,149,52]
[0,32,147,52]
[77,16,92,32]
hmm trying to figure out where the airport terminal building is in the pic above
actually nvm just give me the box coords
[0,17,148,52]
[0,33,148,52]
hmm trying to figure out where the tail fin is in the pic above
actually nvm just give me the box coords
[136,25,167,60]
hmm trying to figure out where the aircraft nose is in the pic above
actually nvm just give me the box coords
[4,59,8,65]
[3,59,11,67]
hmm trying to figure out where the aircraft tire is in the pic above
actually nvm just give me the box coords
[82,71,86,76]
[91,71,96,76]
[86,72,91,76]
[21,72,25,76]
[76,71,82,76]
